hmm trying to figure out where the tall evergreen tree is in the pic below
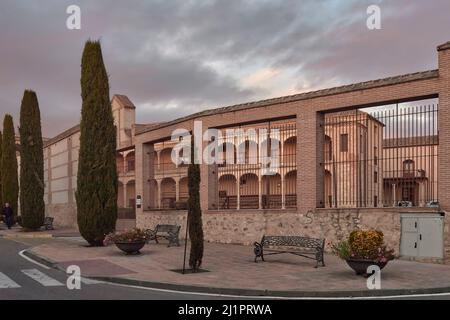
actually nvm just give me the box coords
[76,40,118,246]
[0,130,3,207]
[1,115,19,217]
[187,139,204,271]
[19,90,45,230]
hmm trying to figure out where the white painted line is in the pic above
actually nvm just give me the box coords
[21,269,64,287]
[18,250,50,270]
[80,277,103,285]
[105,281,450,300]
[0,272,21,289]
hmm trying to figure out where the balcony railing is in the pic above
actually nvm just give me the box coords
[383,169,426,180]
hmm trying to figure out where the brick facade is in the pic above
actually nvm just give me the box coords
[134,41,450,263]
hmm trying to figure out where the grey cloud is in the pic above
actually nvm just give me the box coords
[0,0,449,137]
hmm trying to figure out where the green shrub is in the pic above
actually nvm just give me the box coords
[19,90,45,230]
[76,40,118,246]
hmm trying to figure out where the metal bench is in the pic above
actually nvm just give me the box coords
[43,217,54,230]
[253,235,325,268]
[145,224,181,247]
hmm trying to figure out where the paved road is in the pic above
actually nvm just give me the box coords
[1,237,449,300]
[0,237,229,300]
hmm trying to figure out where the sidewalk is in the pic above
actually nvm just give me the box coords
[0,226,80,238]
[27,237,450,297]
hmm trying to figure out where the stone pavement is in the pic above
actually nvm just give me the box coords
[0,225,80,238]
[28,237,450,296]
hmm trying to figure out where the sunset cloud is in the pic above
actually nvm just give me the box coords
[1,0,449,137]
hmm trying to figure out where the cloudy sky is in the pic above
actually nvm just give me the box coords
[1,0,450,137]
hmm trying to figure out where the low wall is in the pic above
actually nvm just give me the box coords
[137,208,448,262]
[46,203,78,228]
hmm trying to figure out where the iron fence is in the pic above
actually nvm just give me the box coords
[217,119,297,210]
[323,101,438,208]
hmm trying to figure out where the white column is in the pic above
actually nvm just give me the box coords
[258,176,262,209]
[237,177,240,210]
[157,150,161,170]
[157,179,162,209]
[175,178,180,202]
[392,183,396,206]
[123,182,128,208]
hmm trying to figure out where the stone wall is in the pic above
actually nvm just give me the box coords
[47,203,78,228]
[137,208,409,252]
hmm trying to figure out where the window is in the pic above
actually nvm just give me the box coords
[374,146,378,165]
[403,159,414,177]
[340,134,348,152]
[127,160,135,172]
[374,196,378,207]
[374,171,378,183]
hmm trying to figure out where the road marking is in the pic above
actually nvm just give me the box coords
[21,269,64,287]
[18,250,50,269]
[106,282,450,300]
[81,277,103,285]
[0,272,21,289]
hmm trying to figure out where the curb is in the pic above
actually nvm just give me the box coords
[1,233,53,239]
[22,250,63,271]
[22,249,450,298]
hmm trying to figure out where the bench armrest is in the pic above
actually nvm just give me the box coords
[253,241,263,256]
[144,229,157,241]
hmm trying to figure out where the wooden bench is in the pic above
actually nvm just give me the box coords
[145,224,181,247]
[43,217,54,230]
[253,235,325,268]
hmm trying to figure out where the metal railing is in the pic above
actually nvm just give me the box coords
[323,100,438,208]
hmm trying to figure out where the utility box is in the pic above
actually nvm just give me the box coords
[400,214,444,259]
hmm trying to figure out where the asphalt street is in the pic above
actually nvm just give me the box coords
[0,237,449,300]
[0,237,230,300]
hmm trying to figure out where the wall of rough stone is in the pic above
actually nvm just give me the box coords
[47,203,78,228]
[137,208,409,251]
[137,208,450,265]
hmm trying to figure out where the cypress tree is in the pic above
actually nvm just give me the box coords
[187,139,204,271]
[1,115,19,217]
[0,130,3,207]
[76,40,118,246]
[19,90,45,230]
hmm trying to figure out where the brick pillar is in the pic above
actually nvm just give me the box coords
[297,111,325,212]
[438,42,450,212]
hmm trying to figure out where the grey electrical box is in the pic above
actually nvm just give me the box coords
[400,214,444,259]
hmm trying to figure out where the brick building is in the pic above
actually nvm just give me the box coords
[133,40,450,263]
[37,40,450,263]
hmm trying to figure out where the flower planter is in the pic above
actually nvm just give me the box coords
[115,241,146,255]
[345,259,388,276]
